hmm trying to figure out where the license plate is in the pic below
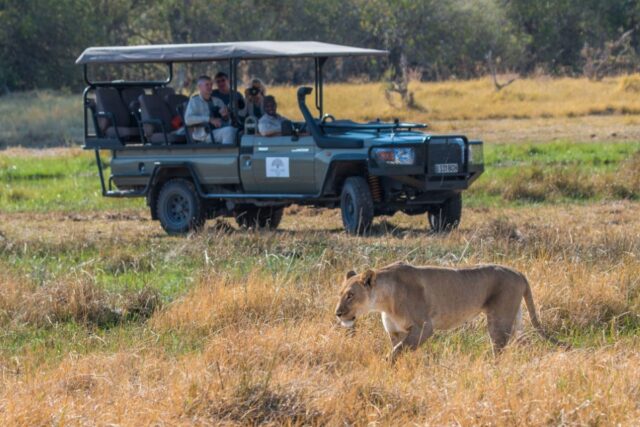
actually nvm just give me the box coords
[434,163,459,173]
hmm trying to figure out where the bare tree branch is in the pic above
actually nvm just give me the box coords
[486,51,517,91]
[582,29,636,81]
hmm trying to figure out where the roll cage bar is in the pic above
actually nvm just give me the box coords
[78,40,388,126]
[79,41,430,149]
[82,56,327,122]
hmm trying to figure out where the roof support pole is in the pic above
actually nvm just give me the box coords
[83,64,90,86]
[229,58,238,123]
[167,62,174,85]
[82,65,91,141]
[82,85,91,140]
[315,57,327,119]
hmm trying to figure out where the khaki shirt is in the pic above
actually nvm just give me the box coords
[258,113,287,135]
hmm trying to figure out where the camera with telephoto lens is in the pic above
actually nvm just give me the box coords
[248,87,260,96]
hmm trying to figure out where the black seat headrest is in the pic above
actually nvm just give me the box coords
[120,87,145,109]
[139,94,173,136]
[165,94,189,115]
[154,86,175,99]
[95,87,132,130]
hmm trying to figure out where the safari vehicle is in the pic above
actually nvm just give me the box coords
[76,41,484,235]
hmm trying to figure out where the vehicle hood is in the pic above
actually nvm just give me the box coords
[335,130,428,146]
[368,132,428,146]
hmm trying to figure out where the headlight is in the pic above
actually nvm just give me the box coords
[371,147,416,166]
[468,142,484,165]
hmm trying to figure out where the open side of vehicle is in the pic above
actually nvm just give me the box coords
[76,41,484,235]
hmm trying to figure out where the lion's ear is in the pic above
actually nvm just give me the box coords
[345,270,357,280]
[362,269,376,288]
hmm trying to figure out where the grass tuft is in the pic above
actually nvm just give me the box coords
[3,78,640,424]
[619,73,640,93]
[0,275,161,328]
[5,75,640,148]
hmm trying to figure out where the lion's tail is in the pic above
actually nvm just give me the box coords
[522,277,570,349]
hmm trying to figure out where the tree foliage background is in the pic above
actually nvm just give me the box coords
[1,0,639,91]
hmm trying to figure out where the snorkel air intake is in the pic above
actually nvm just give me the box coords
[296,86,363,149]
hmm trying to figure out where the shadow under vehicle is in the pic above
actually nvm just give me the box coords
[76,41,484,235]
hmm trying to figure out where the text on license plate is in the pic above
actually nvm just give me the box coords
[434,163,459,173]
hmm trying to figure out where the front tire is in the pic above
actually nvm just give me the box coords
[156,179,205,235]
[340,176,374,235]
[428,193,462,232]
[235,206,284,230]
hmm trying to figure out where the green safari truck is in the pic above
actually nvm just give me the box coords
[76,41,484,235]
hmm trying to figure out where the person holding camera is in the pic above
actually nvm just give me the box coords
[184,75,237,144]
[240,78,266,120]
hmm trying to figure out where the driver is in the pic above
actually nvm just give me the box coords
[258,95,288,136]
[184,75,236,144]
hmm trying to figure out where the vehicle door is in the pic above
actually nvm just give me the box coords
[240,134,316,193]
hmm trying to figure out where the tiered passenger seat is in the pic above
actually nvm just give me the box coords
[138,94,186,144]
[153,86,175,100]
[165,93,189,116]
[95,87,141,142]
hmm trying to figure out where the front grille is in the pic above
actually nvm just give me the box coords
[427,137,465,175]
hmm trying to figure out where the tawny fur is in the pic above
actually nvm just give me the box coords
[335,261,555,361]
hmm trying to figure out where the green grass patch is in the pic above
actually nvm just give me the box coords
[484,140,640,167]
[466,140,640,206]
[0,91,81,149]
[1,140,639,213]
[0,150,142,212]
[0,323,207,368]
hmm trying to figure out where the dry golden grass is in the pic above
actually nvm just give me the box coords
[3,326,640,425]
[269,74,640,142]
[1,201,639,425]
[0,275,160,328]
[271,75,640,122]
[2,75,640,424]
[6,74,640,147]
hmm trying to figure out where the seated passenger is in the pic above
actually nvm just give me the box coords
[184,75,236,144]
[212,71,245,115]
[258,96,288,136]
[239,78,266,120]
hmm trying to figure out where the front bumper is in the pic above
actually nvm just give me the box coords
[368,137,485,190]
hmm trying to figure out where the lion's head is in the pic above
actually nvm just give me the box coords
[335,269,376,328]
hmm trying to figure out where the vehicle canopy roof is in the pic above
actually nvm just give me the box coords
[76,41,388,65]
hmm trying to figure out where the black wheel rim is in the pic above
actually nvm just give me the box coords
[429,212,441,231]
[344,192,356,228]
[166,193,190,227]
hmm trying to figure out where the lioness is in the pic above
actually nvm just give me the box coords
[335,262,555,361]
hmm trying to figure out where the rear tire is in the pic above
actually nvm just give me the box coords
[156,179,205,235]
[340,176,374,235]
[235,206,284,230]
[428,193,462,232]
